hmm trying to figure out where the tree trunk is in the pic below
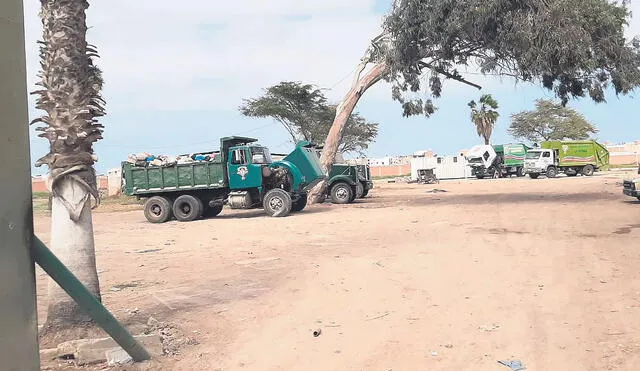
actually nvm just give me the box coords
[308,61,387,203]
[44,176,101,330]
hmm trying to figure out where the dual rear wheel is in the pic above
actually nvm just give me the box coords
[143,194,222,223]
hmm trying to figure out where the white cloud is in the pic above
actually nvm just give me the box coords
[21,1,640,116]
[23,0,392,113]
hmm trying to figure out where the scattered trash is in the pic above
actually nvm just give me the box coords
[313,329,322,337]
[387,176,412,183]
[136,248,162,254]
[497,359,526,370]
[444,343,454,349]
[426,189,448,193]
[478,323,500,332]
[430,351,438,357]
[366,312,390,321]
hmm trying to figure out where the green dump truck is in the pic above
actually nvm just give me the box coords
[307,146,373,203]
[326,163,374,204]
[465,143,529,178]
[121,136,325,223]
[524,140,609,178]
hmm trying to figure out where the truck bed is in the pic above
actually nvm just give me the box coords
[122,161,226,195]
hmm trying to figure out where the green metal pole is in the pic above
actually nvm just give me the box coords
[32,237,151,362]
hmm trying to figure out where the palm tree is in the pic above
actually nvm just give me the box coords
[468,94,499,145]
[31,0,105,333]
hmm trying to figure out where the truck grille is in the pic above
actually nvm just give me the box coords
[623,180,635,191]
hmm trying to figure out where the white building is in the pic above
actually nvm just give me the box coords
[411,153,471,180]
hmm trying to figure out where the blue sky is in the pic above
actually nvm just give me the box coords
[22,0,640,175]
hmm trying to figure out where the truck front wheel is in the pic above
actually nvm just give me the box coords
[263,188,292,217]
[546,167,558,178]
[528,173,540,179]
[144,196,172,223]
[582,164,595,176]
[330,182,353,204]
[173,195,203,222]
[356,182,364,198]
[361,186,369,198]
[516,167,525,177]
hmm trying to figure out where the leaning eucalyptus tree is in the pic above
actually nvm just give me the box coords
[308,0,640,203]
[31,0,105,333]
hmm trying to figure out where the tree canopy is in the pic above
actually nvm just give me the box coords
[508,99,599,143]
[383,0,640,116]
[468,94,499,145]
[239,81,379,155]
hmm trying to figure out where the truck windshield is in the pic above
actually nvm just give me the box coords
[526,152,541,159]
[251,147,273,164]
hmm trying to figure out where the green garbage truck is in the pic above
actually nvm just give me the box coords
[121,136,325,223]
[524,140,609,178]
[465,143,529,178]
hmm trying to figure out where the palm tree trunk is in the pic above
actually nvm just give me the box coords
[308,61,387,203]
[45,176,101,329]
[33,0,106,335]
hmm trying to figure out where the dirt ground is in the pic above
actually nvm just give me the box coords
[34,170,640,370]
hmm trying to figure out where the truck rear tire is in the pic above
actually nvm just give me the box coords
[528,173,540,179]
[516,167,525,177]
[291,195,307,212]
[264,188,293,217]
[356,182,364,198]
[330,182,353,204]
[173,195,202,222]
[144,196,172,223]
[546,167,558,178]
[582,164,595,176]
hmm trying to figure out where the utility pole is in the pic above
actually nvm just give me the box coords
[0,0,41,369]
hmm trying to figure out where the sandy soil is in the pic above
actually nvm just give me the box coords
[34,170,640,370]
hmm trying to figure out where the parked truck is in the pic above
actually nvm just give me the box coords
[326,163,374,203]
[622,165,640,201]
[466,143,529,179]
[524,140,609,178]
[121,136,325,223]
[310,146,374,203]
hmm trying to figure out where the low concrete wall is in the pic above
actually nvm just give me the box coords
[370,164,411,178]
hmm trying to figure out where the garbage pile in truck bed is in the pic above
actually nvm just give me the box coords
[126,151,220,167]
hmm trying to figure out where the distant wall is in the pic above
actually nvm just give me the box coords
[32,175,108,193]
[370,164,411,177]
[609,153,638,166]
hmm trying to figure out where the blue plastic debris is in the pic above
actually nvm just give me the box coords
[497,360,526,371]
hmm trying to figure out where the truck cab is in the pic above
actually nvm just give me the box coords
[622,165,640,201]
[524,149,554,178]
[466,144,498,178]
[227,143,274,190]
[310,146,373,203]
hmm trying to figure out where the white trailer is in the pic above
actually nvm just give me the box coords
[411,154,471,180]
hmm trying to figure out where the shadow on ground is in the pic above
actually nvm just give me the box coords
[405,191,618,207]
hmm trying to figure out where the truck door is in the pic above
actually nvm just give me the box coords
[541,150,553,168]
[227,147,262,189]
